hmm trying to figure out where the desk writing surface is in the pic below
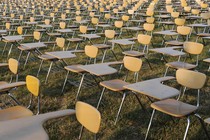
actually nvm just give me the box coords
[3,35,23,42]
[79,63,117,76]
[108,39,135,45]
[78,34,101,39]
[124,76,180,100]
[150,47,185,56]
[21,42,46,49]
[45,51,76,59]
[154,30,178,36]
[0,109,75,140]
[56,29,73,33]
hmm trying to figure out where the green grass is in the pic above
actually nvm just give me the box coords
[1,22,210,140]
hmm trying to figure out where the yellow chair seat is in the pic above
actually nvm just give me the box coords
[122,51,145,57]
[0,106,33,121]
[65,65,85,73]
[151,99,197,118]
[166,62,196,69]
[100,79,129,91]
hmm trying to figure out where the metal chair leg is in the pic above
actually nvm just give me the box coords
[75,74,85,101]
[8,93,20,105]
[18,50,23,62]
[114,92,127,125]
[183,117,190,140]
[79,126,84,140]
[24,52,31,69]
[45,61,53,84]
[164,66,169,77]
[111,50,118,61]
[102,49,107,63]
[194,114,210,140]
[144,57,152,70]
[97,87,106,109]
[7,44,13,59]
[61,71,69,93]
[37,59,44,77]
[2,42,8,55]
[132,92,145,111]
[145,109,156,140]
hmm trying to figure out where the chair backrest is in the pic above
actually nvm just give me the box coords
[9,58,18,75]
[56,37,65,48]
[20,15,23,20]
[45,19,50,25]
[80,25,87,34]
[30,17,35,22]
[104,14,111,19]
[115,21,123,28]
[61,13,66,19]
[184,6,191,12]
[89,12,95,18]
[137,34,152,45]
[175,18,185,26]
[76,101,101,134]
[76,16,82,22]
[176,69,206,89]
[146,17,155,24]
[171,12,179,18]
[17,26,23,35]
[166,5,173,13]
[33,31,41,41]
[122,15,129,21]
[128,9,134,15]
[60,22,66,29]
[143,23,155,32]
[5,22,11,30]
[76,11,81,16]
[26,75,40,97]
[191,9,200,15]
[85,45,98,58]
[183,41,203,55]
[100,7,104,12]
[177,26,191,35]
[201,2,208,9]
[123,56,142,72]
[146,10,154,16]
[91,18,99,25]
[105,30,115,39]
[50,13,55,18]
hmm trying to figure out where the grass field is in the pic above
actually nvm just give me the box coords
[0,24,210,140]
